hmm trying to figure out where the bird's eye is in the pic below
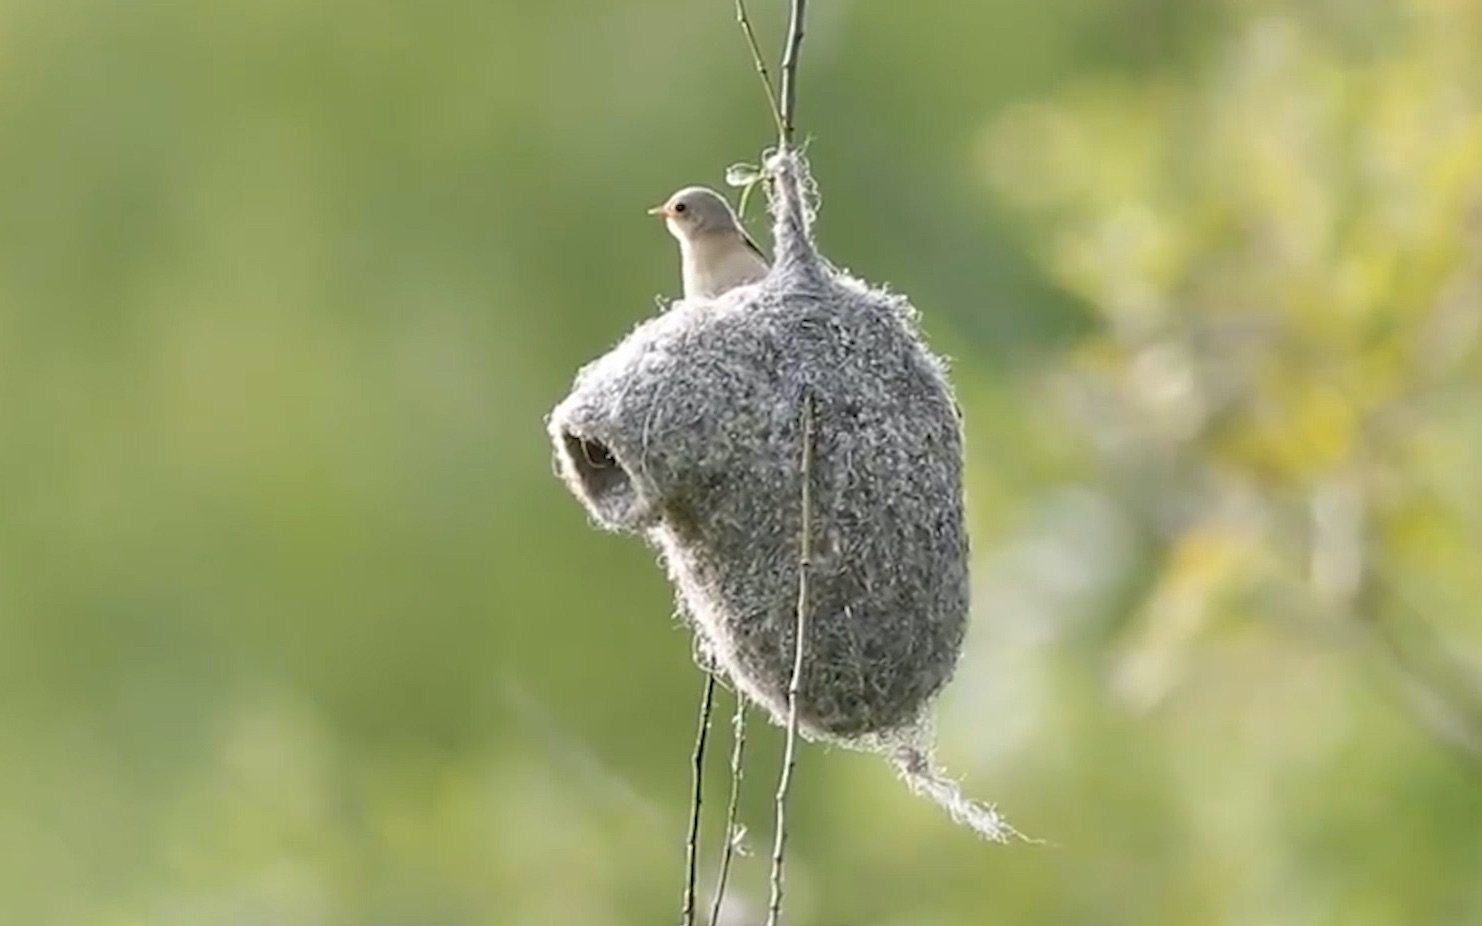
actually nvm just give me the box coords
[673,202,687,214]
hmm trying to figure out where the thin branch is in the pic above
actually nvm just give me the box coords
[779,0,807,149]
[708,6,812,924]
[683,669,718,926]
[735,0,785,140]
[1356,578,1482,771]
[706,697,749,926]
[767,394,815,926]
[1307,473,1482,773]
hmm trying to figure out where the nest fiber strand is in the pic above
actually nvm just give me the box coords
[548,151,1017,841]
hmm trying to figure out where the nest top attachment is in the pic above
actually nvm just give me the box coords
[548,152,1020,841]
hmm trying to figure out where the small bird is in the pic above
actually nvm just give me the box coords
[648,186,770,299]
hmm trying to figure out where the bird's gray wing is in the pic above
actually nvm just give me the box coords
[742,230,769,263]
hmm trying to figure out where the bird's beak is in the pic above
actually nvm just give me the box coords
[646,204,670,217]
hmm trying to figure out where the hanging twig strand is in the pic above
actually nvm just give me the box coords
[683,670,718,926]
[766,394,815,926]
[779,0,807,148]
[706,697,748,926]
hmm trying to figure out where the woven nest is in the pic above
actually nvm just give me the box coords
[548,151,1018,841]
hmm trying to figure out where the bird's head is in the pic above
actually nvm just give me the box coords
[647,186,743,242]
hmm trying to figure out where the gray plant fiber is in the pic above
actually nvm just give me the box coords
[547,150,1021,842]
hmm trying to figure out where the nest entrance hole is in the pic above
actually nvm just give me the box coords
[560,430,635,502]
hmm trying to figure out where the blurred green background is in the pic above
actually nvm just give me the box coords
[4,0,1482,922]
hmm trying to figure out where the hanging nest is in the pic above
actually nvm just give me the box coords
[548,151,1018,841]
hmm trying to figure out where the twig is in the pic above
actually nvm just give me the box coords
[1355,577,1482,770]
[735,0,785,140]
[706,697,748,926]
[1305,475,1482,772]
[683,669,718,926]
[767,394,815,926]
[779,0,807,149]
[709,4,812,923]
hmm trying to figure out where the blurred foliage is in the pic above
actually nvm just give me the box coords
[1,0,1481,923]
